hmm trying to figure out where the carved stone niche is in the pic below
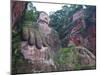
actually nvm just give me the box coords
[21,11,60,72]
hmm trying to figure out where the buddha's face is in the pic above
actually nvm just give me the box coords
[37,12,51,33]
[37,12,50,25]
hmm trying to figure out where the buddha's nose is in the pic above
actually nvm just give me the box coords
[45,17,47,20]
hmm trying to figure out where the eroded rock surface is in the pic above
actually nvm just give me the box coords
[21,11,61,72]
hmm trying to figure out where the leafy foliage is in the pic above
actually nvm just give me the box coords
[23,2,38,21]
[54,46,79,70]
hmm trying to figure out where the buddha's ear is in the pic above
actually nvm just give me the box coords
[36,11,40,19]
[48,18,50,24]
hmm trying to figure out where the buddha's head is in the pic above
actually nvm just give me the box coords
[37,11,50,25]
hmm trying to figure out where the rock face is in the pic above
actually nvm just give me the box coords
[75,46,95,66]
[68,8,96,55]
[12,1,27,30]
[84,26,96,55]
[60,7,96,56]
[62,8,96,70]
[21,11,61,72]
[55,46,95,71]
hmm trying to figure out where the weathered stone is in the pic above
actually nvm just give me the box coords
[21,11,60,72]
[34,30,43,49]
[28,28,35,46]
[12,1,27,30]
[75,46,96,66]
[22,27,29,41]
